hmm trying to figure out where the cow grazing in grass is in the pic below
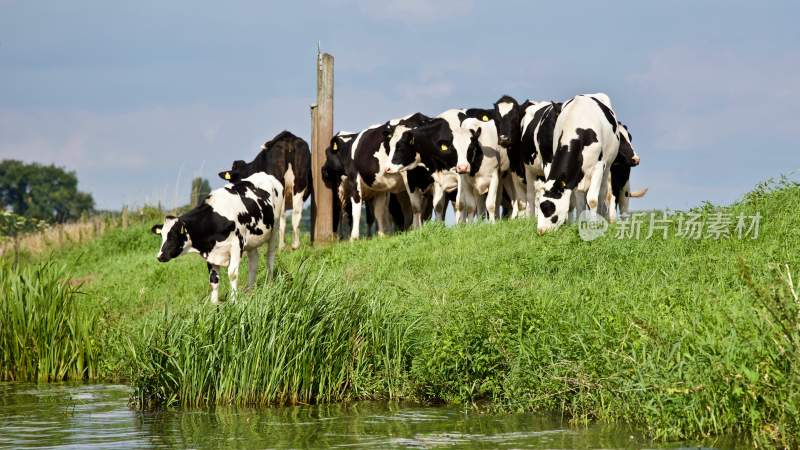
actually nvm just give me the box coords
[151,173,284,304]
[607,123,647,222]
[386,116,474,221]
[218,131,311,250]
[536,93,622,234]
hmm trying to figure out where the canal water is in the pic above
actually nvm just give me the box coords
[0,383,742,449]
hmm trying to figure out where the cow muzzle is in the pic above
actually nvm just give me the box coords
[157,253,169,262]
[456,163,470,174]
[498,135,511,146]
[384,166,399,174]
[632,154,640,166]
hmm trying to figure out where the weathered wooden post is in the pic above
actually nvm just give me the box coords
[311,49,335,243]
[122,206,129,230]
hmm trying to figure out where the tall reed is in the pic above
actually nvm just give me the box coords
[128,266,414,409]
[0,262,100,381]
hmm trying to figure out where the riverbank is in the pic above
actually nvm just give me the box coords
[2,179,798,447]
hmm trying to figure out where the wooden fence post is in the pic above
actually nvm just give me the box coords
[311,50,334,243]
[122,206,129,230]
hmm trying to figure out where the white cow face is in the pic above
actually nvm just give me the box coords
[150,216,191,262]
[454,126,481,174]
[536,179,571,234]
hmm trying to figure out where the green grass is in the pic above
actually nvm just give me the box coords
[0,262,101,381]
[2,178,799,447]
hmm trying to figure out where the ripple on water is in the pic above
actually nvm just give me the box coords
[0,383,743,449]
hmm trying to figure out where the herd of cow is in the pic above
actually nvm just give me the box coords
[151,93,646,303]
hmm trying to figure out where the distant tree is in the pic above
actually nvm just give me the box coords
[0,160,95,223]
[190,177,212,207]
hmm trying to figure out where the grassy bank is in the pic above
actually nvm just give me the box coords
[1,179,799,446]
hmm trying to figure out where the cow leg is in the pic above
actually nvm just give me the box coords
[350,198,362,241]
[373,193,389,237]
[501,174,518,219]
[227,246,241,303]
[246,249,259,288]
[606,179,618,224]
[525,166,538,218]
[407,190,424,229]
[485,171,500,223]
[512,173,527,218]
[454,178,465,224]
[586,161,606,213]
[291,191,304,249]
[432,183,446,221]
[571,190,587,223]
[208,263,221,305]
[278,208,287,250]
[266,219,280,280]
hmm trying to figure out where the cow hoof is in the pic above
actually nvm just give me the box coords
[588,199,598,209]
[292,242,300,250]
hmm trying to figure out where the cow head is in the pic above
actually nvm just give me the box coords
[384,125,414,174]
[218,160,249,183]
[389,129,419,173]
[321,134,351,189]
[151,215,192,262]
[455,125,482,175]
[617,123,639,167]
[493,95,521,148]
[536,178,571,234]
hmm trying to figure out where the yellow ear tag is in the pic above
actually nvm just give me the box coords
[332,142,338,150]
[560,180,566,188]
[224,172,231,180]
[481,115,489,122]
[410,136,415,145]
[440,144,448,151]
[154,227,161,234]
[181,224,186,234]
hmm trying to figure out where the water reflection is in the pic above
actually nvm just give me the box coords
[0,383,742,449]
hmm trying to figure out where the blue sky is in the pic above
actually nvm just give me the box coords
[1,0,798,210]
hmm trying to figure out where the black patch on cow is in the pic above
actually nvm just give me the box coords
[616,129,636,165]
[208,264,219,284]
[587,97,618,134]
[547,128,597,194]
[610,163,631,201]
[494,95,525,178]
[352,123,390,187]
[550,215,559,224]
[466,130,483,177]
[393,118,457,173]
[535,103,562,165]
[219,130,312,200]
[406,166,434,193]
[540,200,556,218]
[177,204,236,256]
[458,108,495,126]
[225,181,275,236]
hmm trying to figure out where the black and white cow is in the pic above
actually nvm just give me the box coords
[386,116,477,220]
[518,101,562,217]
[607,123,646,222]
[218,131,311,250]
[325,114,433,240]
[493,95,533,217]
[536,93,622,233]
[447,107,512,223]
[151,172,284,304]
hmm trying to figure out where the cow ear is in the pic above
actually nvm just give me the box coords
[151,224,163,235]
[218,170,232,181]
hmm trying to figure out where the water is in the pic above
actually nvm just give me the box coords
[0,383,742,449]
